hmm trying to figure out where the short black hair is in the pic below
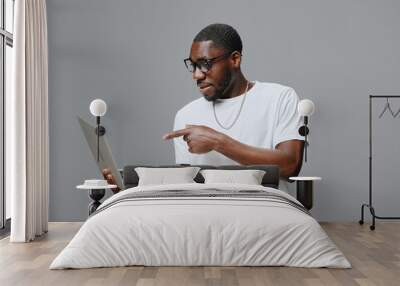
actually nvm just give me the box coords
[193,23,243,54]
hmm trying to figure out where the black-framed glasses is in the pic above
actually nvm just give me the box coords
[184,52,232,73]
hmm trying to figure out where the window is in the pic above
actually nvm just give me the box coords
[1,0,14,231]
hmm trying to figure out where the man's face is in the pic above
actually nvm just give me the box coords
[188,41,235,101]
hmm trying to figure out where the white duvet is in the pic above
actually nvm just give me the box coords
[50,183,351,269]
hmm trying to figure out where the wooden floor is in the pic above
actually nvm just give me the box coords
[0,222,399,286]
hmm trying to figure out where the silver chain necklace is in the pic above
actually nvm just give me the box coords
[213,81,250,130]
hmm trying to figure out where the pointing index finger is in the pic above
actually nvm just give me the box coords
[162,128,191,140]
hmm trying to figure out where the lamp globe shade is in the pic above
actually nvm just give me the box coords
[89,99,107,117]
[298,99,315,116]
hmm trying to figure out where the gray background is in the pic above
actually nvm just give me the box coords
[47,0,400,221]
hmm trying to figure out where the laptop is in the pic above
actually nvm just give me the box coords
[77,116,124,190]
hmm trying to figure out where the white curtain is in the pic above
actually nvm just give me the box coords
[8,0,49,242]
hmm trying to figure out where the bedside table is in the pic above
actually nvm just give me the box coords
[289,176,321,210]
[77,182,117,215]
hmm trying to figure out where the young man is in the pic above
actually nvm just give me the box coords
[163,23,304,191]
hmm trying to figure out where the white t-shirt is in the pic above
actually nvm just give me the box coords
[173,81,304,192]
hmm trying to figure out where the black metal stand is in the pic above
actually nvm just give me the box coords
[298,116,310,162]
[359,95,400,231]
[88,189,105,215]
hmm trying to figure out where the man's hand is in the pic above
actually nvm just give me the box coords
[163,124,303,178]
[163,124,224,154]
[102,168,121,194]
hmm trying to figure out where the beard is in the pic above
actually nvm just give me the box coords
[203,70,233,102]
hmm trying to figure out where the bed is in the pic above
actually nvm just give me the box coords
[50,165,350,269]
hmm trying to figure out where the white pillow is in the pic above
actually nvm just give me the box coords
[200,169,266,185]
[135,167,200,186]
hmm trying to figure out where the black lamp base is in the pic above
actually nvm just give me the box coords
[298,125,309,136]
[95,125,106,136]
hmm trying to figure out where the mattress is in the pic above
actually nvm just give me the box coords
[50,183,350,269]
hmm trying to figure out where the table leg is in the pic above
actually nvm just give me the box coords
[296,181,314,210]
[88,189,105,215]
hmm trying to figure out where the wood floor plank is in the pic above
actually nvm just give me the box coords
[0,222,400,286]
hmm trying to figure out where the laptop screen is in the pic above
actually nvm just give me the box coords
[77,116,124,190]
